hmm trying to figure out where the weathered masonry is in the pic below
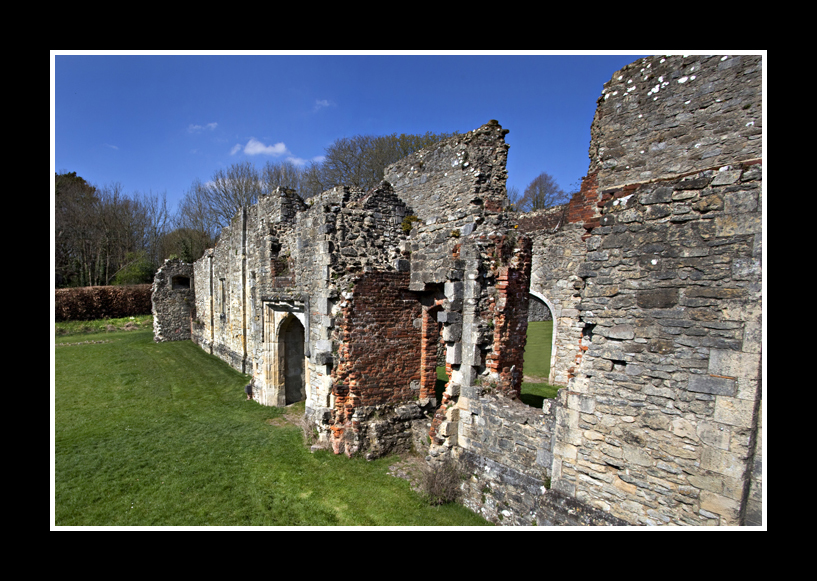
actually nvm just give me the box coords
[153,54,763,526]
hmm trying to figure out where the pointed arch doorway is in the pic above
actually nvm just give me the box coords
[279,314,306,405]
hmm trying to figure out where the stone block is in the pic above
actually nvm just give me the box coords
[709,350,760,381]
[444,281,464,301]
[437,311,461,324]
[713,396,756,428]
[394,259,410,272]
[637,288,678,309]
[446,343,462,365]
[699,491,741,523]
[442,323,462,342]
[606,324,635,340]
[696,420,731,450]
[687,374,736,397]
[639,186,673,205]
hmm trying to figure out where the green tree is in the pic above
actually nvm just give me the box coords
[111,251,154,285]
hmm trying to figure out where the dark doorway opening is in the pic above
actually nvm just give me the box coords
[281,315,305,405]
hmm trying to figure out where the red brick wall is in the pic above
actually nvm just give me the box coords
[420,304,443,401]
[55,284,152,321]
[566,172,601,237]
[484,236,533,397]
[332,272,423,428]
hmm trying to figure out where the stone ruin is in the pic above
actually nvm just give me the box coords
[151,259,194,342]
[152,55,763,526]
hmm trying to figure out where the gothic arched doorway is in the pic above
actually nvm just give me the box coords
[279,314,305,405]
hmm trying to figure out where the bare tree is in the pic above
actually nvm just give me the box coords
[139,190,171,269]
[55,172,170,286]
[262,159,306,194]
[300,131,457,197]
[208,161,263,225]
[172,178,221,261]
[506,185,522,211]
[518,172,568,212]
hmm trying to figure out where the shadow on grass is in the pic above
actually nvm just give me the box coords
[520,382,560,409]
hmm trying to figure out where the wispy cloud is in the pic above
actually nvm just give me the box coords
[188,122,218,132]
[232,138,291,157]
[287,155,325,167]
[104,143,119,150]
[313,99,334,112]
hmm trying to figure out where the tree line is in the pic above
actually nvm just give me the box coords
[54,131,457,288]
[55,130,576,288]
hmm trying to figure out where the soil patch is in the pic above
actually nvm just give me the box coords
[387,454,428,494]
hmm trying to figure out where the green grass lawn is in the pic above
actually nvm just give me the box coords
[53,323,489,527]
[519,321,561,408]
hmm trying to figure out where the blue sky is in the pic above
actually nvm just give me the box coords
[52,52,650,213]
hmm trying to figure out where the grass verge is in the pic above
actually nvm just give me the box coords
[55,314,154,336]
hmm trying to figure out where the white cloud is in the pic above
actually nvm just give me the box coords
[188,122,218,132]
[242,138,291,156]
[230,143,242,155]
[104,143,119,150]
[313,99,333,111]
[286,155,325,167]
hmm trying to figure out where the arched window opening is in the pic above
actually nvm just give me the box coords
[520,292,560,408]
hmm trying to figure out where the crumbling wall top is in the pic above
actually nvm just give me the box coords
[384,120,510,223]
[589,55,762,189]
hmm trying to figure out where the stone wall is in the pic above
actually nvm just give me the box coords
[157,54,763,527]
[542,54,763,526]
[152,259,194,342]
[589,55,762,190]
[432,54,763,527]
[384,120,510,222]
[550,161,763,525]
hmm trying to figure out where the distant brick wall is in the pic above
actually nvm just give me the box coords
[485,235,532,398]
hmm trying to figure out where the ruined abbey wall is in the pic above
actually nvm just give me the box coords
[430,55,763,526]
[152,259,194,342]
[156,54,763,526]
[554,54,762,526]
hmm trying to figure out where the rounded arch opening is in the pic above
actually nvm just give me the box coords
[519,291,559,408]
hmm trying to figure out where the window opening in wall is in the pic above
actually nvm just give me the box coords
[220,279,226,317]
[520,293,560,408]
[435,337,448,404]
[171,275,190,290]
[420,289,446,407]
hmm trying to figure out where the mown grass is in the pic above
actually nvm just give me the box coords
[53,323,490,527]
[519,321,562,408]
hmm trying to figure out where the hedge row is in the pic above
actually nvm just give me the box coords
[55,284,153,322]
